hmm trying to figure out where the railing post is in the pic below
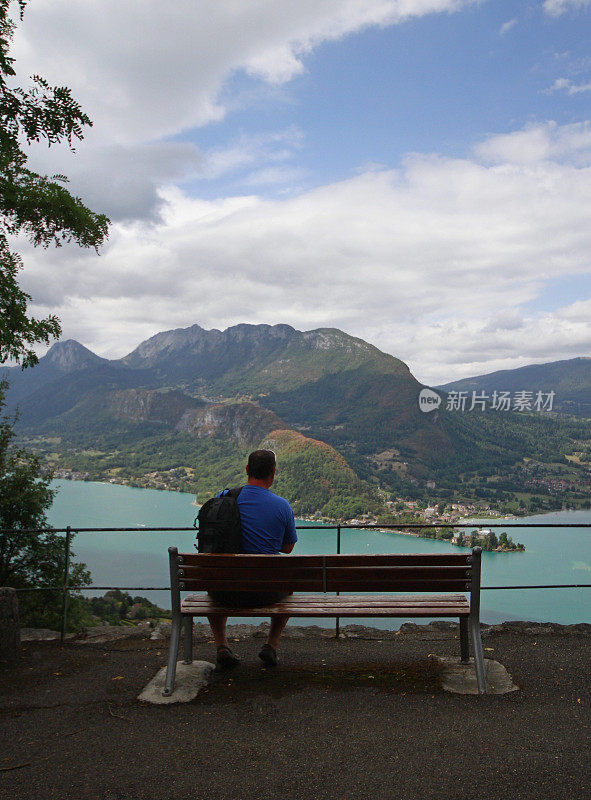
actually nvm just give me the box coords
[335,524,341,639]
[60,526,72,643]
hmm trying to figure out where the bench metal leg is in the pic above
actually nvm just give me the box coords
[162,614,182,697]
[459,616,469,663]
[469,617,487,694]
[183,615,193,664]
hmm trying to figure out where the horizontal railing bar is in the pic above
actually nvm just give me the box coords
[482,584,591,589]
[14,584,591,592]
[338,523,591,529]
[14,586,172,592]
[2,523,591,535]
[0,527,197,534]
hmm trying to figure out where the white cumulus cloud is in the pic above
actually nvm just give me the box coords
[473,121,591,165]
[12,0,475,145]
[17,120,591,384]
[10,1,473,222]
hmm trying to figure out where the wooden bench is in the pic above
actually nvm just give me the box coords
[162,546,487,696]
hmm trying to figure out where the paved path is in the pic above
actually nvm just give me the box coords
[0,626,589,800]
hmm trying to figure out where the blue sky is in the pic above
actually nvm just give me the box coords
[12,0,591,383]
[183,0,591,202]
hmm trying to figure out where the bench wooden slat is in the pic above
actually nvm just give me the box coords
[178,553,472,567]
[179,566,471,580]
[178,578,471,592]
[180,566,326,580]
[326,566,470,578]
[182,607,469,613]
[180,601,469,617]
[326,579,470,591]
[180,579,325,591]
[181,593,470,612]
[183,593,468,605]
[184,610,467,617]
[325,554,471,565]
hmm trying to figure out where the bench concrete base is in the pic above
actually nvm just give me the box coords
[138,660,214,704]
[437,656,518,695]
[138,655,517,703]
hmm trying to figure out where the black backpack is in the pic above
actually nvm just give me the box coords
[196,486,243,553]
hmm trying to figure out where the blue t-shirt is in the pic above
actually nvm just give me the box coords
[217,485,297,554]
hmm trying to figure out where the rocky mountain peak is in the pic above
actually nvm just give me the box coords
[44,340,103,372]
[223,323,297,343]
[123,322,301,366]
[126,324,208,361]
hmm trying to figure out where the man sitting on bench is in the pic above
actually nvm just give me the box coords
[208,449,297,669]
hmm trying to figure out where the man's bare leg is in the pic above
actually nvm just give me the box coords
[207,615,228,648]
[208,615,240,668]
[267,615,289,649]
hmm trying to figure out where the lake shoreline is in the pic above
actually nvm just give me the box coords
[54,476,566,529]
[47,480,591,627]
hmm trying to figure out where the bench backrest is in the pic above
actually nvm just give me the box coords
[168,549,481,596]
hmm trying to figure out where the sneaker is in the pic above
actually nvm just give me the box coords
[258,643,278,667]
[216,646,240,670]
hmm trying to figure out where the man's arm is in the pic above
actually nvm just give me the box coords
[280,501,297,554]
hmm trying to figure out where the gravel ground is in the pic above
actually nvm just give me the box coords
[0,625,589,800]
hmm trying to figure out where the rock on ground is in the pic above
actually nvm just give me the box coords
[19,619,591,648]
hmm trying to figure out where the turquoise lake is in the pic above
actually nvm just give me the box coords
[47,480,591,628]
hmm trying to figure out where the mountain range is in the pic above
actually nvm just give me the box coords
[2,324,589,517]
[439,357,591,417]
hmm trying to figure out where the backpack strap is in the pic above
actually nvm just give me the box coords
[225,485,244,499]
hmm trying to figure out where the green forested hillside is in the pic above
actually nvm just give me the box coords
[6,324,591,518]
[261,428,380,518]
[60,434,249,499]
[44,427,381,518]
[262,363,452,460]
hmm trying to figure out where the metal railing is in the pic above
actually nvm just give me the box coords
[3,522,590,642]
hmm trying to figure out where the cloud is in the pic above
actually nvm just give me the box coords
[473,121,591,164]
[407,302,591,384]
[543,0,591,16]
[10,2,472,222]
[18,120,591,384]
[12,0,475,146]
[546,77,591,95]
[22,128,304,222]
[25,140,204,223]
[241,166,309,188]
[198,129,304,180]
[499,19,517,35]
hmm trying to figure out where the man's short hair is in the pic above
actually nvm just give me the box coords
[247,449,276,480]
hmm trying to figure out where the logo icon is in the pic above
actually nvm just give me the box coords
[418,388,442,412]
